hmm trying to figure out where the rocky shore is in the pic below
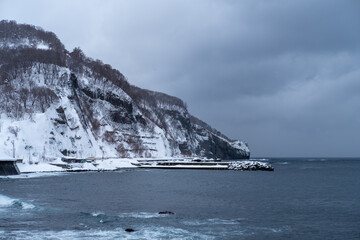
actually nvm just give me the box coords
[227,161,274,171]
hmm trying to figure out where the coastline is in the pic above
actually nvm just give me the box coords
[6,157,273,175]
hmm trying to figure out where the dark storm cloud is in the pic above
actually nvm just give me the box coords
[1,0,360,157]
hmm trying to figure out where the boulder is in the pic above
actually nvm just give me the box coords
[158,211,175,215]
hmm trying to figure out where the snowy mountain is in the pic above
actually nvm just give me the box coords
[0,20,250,162]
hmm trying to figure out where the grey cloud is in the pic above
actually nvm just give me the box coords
[1,0,359,157]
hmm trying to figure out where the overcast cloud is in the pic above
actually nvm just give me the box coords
[1,0,360,157]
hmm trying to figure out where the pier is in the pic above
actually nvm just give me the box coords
[135,159,274,171]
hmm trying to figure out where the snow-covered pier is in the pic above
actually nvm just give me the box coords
[136,159,274,171]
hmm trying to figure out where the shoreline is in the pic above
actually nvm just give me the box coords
[1,157,273,176]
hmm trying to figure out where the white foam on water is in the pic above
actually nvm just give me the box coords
[0,194,35,210]
[18,201,35,210]
[2,227,213,240]
[277,162,289,165]
[118,212,168,219]
[0,194,14,207]
[252,226,291,234]
[0,172,69,179]
[139,226,213,240]
[183,217,246,226]
[207,218,244,225]
[91,211,105,217]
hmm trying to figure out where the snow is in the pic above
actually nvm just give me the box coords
[0,103,97,162]
[0,38,50,50]
[14,158,137,173]
[17,162,64,173]
[95,158,136,170]
[36,42,50,50]
[134,159,274,171]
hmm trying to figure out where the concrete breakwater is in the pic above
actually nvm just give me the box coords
[136,160,274,171]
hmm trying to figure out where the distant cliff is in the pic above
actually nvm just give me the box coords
[0,20,250,161]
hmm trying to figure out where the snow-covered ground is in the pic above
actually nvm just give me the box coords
[16,158,138,173]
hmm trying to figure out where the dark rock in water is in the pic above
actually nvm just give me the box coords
[125,228,135,232]
[158,211,175,215]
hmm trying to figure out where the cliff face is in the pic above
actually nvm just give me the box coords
[0,20,250,161]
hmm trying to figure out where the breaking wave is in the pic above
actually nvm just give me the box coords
[0,194,35,210]
[118,212,171,219]
[2,227,213,240]
[91,211,105,217]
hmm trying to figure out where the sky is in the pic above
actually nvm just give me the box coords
[1,0,360,157]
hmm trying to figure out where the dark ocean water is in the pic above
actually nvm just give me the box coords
[0,158,359,239]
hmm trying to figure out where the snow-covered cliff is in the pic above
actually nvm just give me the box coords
[0,20,250,162]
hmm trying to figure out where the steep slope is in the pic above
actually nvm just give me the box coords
[0,20,250,162]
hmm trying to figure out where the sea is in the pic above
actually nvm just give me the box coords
[0,158,359,240]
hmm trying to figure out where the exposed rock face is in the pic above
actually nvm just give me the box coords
[0,20,250,161]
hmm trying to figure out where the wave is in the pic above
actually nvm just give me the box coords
[250,158,269,161]
[183,217,247,226]
[1,212,290,239]
[0,194,35,209]
[251,226,291,234]
[0,194,14,207]
[91,211,105,217]
[2,227,213,240]
[83,211,167,220]
[307,158,328,162]
[276,162,289,165]
[118,212,170,219]
[80,211,115,224]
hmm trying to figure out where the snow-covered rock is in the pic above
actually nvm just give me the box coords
[228,161,273,171]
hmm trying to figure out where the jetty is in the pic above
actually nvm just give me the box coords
[134,159,274,171]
